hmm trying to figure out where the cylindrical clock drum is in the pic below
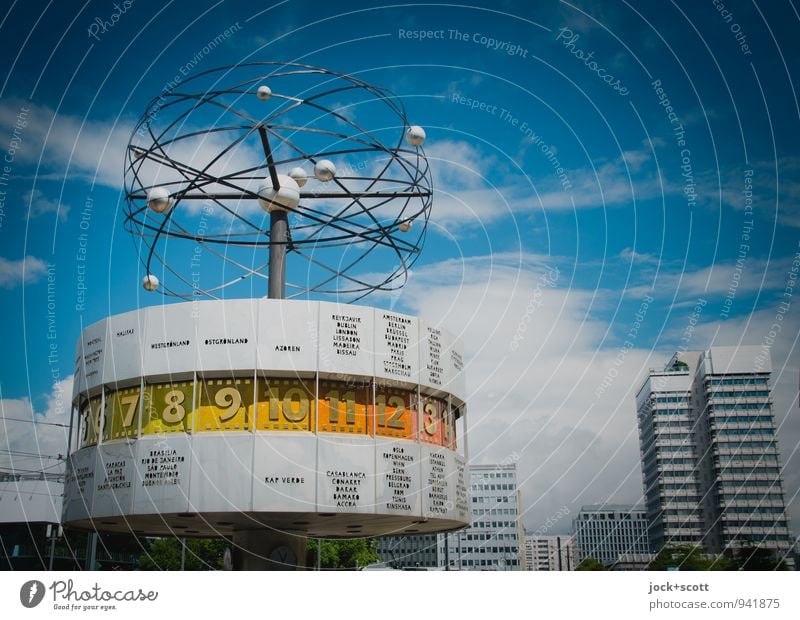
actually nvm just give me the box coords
[63,299,468,564]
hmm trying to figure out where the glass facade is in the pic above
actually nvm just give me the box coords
[636,348,793,560]
[573,505,649,566]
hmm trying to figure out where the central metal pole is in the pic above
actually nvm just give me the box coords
[86,532,97,571]
[48,525,57,571]
[260,124,288,301]
[268,210,288,299]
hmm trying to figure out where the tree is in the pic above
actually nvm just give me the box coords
[138,537,228,571]
[575,557,607,571]
[648,545,732,571]
[306,538,380,569]
[729,543,788,571]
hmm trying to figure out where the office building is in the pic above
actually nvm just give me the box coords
[440,463,522,570]
[636,346,792,560]
[524,534,577,571]
[635,353,705,550]
[376,533,439,569]
[573,504,649,566]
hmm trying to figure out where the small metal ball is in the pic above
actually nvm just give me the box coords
[289,167,308,187]
[314,159,336,182]
[258,174,301,212]
[146,187,172,214]
[406,125,426,147]
[256,85,272,101]
[399,220,413,233]
[130,145,147,161]
[142,274,159,291]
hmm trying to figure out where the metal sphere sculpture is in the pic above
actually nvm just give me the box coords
[123,62,432,301]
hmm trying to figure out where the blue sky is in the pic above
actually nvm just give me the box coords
[1,0,799,534]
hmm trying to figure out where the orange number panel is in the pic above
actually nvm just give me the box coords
[254,378,315,431]
[317,380,371,435]
[420,395,447,446]
[375,386,417,440]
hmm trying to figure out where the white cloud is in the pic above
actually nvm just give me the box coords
[422,138,669,231]
[618,247,660,265]
[622,149,651,172]
[538,160,663,210]
[623,255,795,302]
[0,255,48,288]
[0,378,73,475]
[0,98,265,197]
[25,189,69,221]
[703,157,800,228]
[425,139,499,191]
[0,98,132,189]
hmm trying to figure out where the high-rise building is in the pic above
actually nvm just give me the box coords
[524,534,578,570]
[635,352,705,550]
[636,346,792,560]
[573,504,650,566]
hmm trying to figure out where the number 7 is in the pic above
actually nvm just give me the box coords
[119,393,140,427]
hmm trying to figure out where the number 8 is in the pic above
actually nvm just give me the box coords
[163,389,186,423]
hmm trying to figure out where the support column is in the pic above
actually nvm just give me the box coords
[232,530,307,570]
[268,210,288,299]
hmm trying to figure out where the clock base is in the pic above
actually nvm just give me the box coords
[232,529,307,570]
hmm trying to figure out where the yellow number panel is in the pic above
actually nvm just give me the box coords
[254,377,314,431]
[318,380,371,435]
[374,386,417,440]
[141,381,195,435]
[196,378,254,432]
[103,387,141,441]
[80,395,103,448]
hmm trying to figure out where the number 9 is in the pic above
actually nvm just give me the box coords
[215,386,242,421]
